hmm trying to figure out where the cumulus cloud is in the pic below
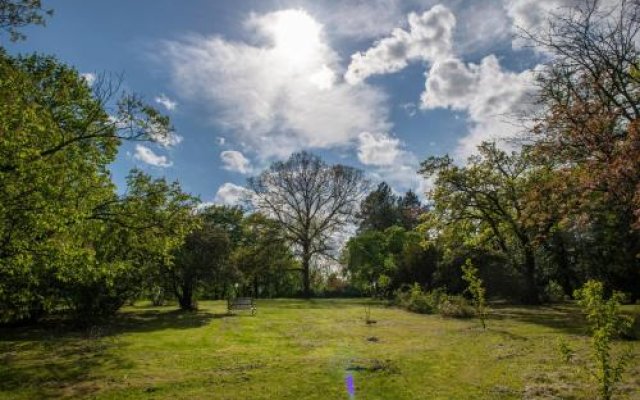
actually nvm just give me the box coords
[214,182,250,206]
[504,0,624,52]
[345,5,456,84]
[154,94,177,111]
[163,9,389,159]
[357,132,402,166]
[133,144,172,167]
[421,55,536,158]
[220,150,252,174]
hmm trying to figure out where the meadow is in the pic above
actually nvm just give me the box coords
[1,299,639,399]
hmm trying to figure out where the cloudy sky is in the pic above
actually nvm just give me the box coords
[7,0,584,204]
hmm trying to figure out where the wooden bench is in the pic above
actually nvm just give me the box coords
[227,297,256,315]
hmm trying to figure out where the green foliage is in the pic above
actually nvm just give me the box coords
[437,295,475,319]
[357,182,424,232]
[395,284,473,318]
[344,226,437,296]
[574,280,634,400]
[420,143,542,304]
[543,280,567,304]
[0,50,186,323]
[461,259,488,329]
[0,0,53,42]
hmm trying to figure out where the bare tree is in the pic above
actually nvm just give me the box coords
[248,151,368,297]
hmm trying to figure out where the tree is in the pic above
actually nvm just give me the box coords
[527,0,640,297]
[343,226,437,295]
[398,190,425,230]
[0,0,52,42]
[420,143,544,304]
[0,51,177,322]
[248,151,368,297]
[574,280,633,400]
[357,182,399,232]
[230,213,298,298]
[166,206,243,310]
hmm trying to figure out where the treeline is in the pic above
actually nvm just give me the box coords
[0,4,306,324]
[344,1,640,304]
[0,48,304,324]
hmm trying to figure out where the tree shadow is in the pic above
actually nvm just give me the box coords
[262,298,379,310]
[0,307,237,398]
[488,304,588,335]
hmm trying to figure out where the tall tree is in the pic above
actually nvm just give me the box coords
[420,143,544,304]
[168,206,241,310]
[398,189,424,230]
[248,151,367,297]
[357,182,399,232]
[0,51,176,322]
[528,0,640,296]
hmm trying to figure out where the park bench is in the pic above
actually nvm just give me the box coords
[227,297,256,315]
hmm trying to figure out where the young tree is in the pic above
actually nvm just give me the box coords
[248,151,368,297]
[574,280,633,400]
[462,259,487,330]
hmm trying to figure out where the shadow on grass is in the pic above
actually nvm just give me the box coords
[488,304,588,335]
[0,307,236,398]
[0,329,131,399]
[262,298,380,309]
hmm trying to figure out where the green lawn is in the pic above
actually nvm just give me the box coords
[1,299,639,399]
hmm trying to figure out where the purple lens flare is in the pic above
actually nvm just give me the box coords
[345,374,355,398]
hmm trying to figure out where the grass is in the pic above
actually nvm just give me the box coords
[1,299,639,399]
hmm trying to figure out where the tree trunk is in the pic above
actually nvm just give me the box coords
[253,276,259,298]
[522,246,540,305]
[302,252,311,298]
[178,283,195,310]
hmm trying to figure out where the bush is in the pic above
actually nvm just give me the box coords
[437,295,475,319]
[395,284,473,318]
[542,280,567,303]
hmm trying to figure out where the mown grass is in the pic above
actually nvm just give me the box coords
[1,299,639,399]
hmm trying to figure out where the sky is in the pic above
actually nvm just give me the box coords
[6,0,588,205]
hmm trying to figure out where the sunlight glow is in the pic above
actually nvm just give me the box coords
[266,10,323,66]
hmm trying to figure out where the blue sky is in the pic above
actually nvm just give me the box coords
[7,0,559,205]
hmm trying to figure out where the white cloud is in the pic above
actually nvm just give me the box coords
[147,122,183,147]
[214,182,250,206]
[220,150,252,174]
[345,5,456,84]
[421,55,536,158]
[133,144,172,167]
[163,9,389,159]
[154,94,178,111]
[357,132,402,166]
[502,0,621,50]
[81,72,96,86]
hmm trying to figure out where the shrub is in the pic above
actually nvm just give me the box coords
[437,295,475,319]
[395,284,440,314]
[543,280,567,303]
[395,284,473,318]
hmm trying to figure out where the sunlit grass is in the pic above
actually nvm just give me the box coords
[1,299,639,399]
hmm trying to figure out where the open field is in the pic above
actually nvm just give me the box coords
[1,299,639,399]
